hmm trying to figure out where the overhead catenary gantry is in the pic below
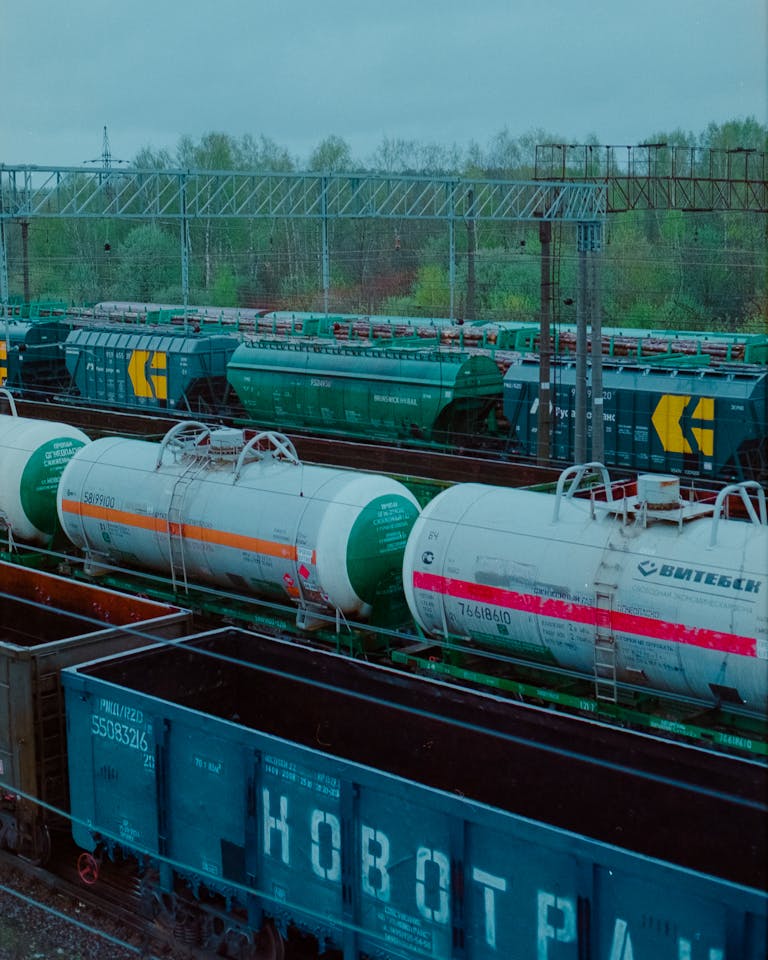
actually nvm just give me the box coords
[534,143,768,213]
[0,165,606,312]
[0,165,608,459]
[3,151,765,462]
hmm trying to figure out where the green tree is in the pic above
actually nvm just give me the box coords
[112,225,180,301]
[309,135,352,172]
[211,264,238,307]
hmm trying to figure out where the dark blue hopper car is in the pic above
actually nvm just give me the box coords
[504,359,768,481]
[63,629,767,959]
[63,327,241,414]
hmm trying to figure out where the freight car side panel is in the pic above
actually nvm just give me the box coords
[68,686,159,853]
[63,329,238,410]
[504,362,767,480]
[227,343,502,442]
[63,661,767,959]
[165,723,248,885]
[257,747,346,936]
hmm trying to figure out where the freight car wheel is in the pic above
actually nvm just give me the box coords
[251,921,285,960]
[18,825,51,866]
[77,851,101,885]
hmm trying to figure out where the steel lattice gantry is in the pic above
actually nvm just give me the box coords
[534,143,768,213]
[0,163,606,328]
[0,165,607,462]
[0,166,605,223]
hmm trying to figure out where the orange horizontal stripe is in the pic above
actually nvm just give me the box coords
[61,499,307,562]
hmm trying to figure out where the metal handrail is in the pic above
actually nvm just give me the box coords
[710,482,767,546]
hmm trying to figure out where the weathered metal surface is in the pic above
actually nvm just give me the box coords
[505,359,768,481]
[63,628,766,957]
[63,327,239,412]
[0,561,190,859]
[403,477,768,714]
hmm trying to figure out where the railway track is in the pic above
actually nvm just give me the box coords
[0,844,284,959]
[0,846,158,957]
[12,397,569,487]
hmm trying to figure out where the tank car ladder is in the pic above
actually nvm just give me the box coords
[552,462,622,703]
[166,464,199,593]
[593,539,621,704]
[156,421,216,594]
[593,588,618,703]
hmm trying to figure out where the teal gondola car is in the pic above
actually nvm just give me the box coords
[62,628,767,959]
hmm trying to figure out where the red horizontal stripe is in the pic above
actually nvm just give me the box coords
[412,571,757,658]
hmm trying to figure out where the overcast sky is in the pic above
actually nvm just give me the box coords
[2,0,765,168]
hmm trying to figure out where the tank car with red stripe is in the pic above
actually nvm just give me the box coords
[402,464,767,714]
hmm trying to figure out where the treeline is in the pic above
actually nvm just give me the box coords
[6,118,767,330]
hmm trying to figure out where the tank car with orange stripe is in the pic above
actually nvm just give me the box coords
[402,464,768,714]
[56,422,420,625]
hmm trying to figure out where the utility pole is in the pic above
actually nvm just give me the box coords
[536,219,553,463]
[466,188,476,321]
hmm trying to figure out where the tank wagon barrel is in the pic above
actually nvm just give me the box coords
[56,421,421,626]
[62,628,767,959]
[403,465,768,716]
[2,405,765,747]
[0,392,90,545]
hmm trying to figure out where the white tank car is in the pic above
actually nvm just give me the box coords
[57,423,421,622]
[402,464,768,714]
[0,399,90,544]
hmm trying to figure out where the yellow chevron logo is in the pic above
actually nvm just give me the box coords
[689,397,714,456]
[651,394,714,456]
[128,350,167,400]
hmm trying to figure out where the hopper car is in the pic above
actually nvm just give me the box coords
[2,303,767,480]
[503,358,768,482]
[225,339,504,446]
[61,325,243,414]
[61,628,767,959]
[0,317,71,396]
[226,341,768,481]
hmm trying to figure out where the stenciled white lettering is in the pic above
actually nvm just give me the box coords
[472,868,507,949]
[310,809,341,882]
[263,789,290,865]
[415,846,450,925]
[361,825,391,902]
[537,891,576,960]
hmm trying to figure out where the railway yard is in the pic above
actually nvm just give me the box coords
[0,290,766,959]
[1,137,768,958]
